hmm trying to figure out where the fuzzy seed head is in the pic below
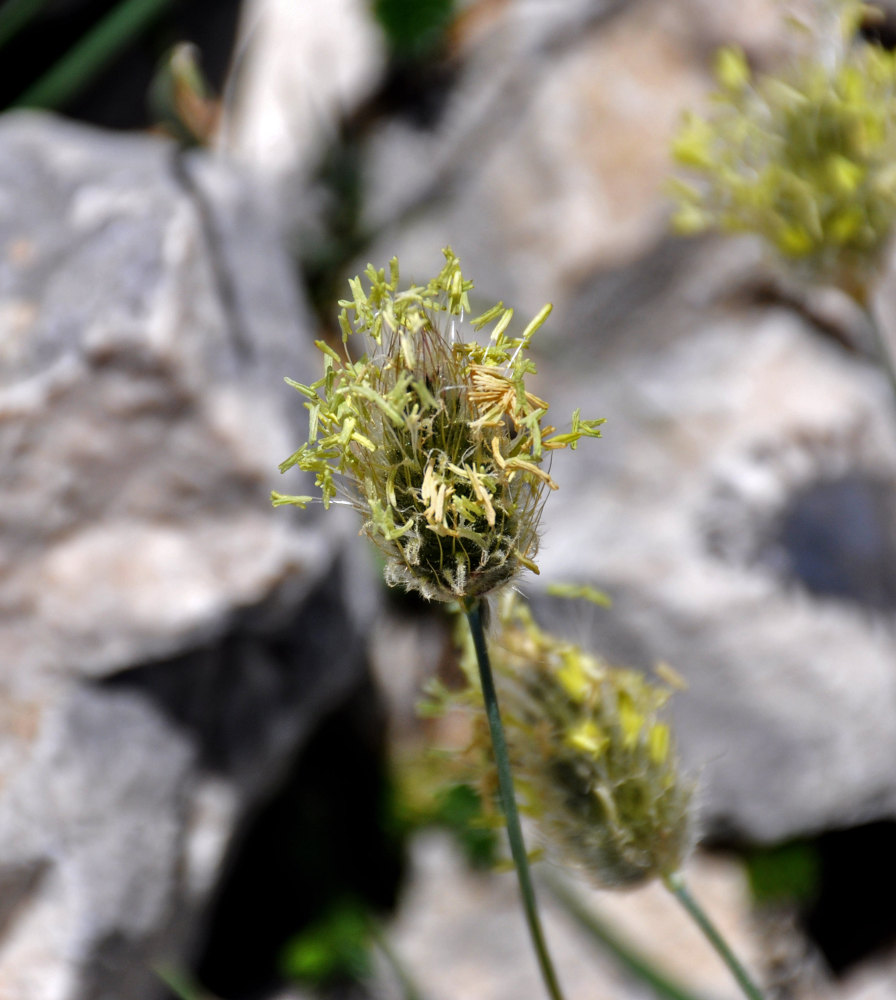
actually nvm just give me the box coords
[450,593,693,888]
[273,249,603,601]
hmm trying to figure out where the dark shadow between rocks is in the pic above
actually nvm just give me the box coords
[772,472,896,612]
[192,674,403,1000]
[96,555,404,999]
[803,820,896,974]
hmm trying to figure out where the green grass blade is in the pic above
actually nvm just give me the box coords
[12,0,176,111]
[0,0,53,51]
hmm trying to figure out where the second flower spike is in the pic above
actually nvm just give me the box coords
[452,592,694,888]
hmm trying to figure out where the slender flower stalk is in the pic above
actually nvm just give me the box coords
[463,597,566,1000]
[541,870,704,1000]
[369,920,428,1000]
[663,871,765,1000]
[859,296,896,406]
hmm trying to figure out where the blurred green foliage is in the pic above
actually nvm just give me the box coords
[430,782,499,870]
[392,744,499,871]
[0,0,52,50]
[372,0,455,57]
[745,840,821,906]
[274,776,496,990]
[281,898,373,986]
[5,0,176,112]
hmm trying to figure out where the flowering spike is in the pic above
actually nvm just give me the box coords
[670,0,896,297]
[274,249,602,601]
[446,592,694,888]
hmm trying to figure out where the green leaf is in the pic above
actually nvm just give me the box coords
[746,841,820,905]
[281,899,372,985]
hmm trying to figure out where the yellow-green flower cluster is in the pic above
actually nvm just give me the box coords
[273,249,603,602]
[449,593,693,888]
[670,1,896,298]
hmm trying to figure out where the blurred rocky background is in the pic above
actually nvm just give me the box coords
[3,0,896,999]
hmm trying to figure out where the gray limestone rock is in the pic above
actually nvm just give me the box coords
[0,111,328,680]
[0,111,372,1000]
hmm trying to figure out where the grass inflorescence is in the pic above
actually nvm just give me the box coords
[440,592,694,888]
[274,247,603,601]
[670,0,896,299]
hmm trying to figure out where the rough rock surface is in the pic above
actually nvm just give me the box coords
[0,111,373,1000]
[353,0,815,319]
[0,111,324,680]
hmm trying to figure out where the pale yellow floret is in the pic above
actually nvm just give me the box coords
[421,458,450,527]
[504,456,558,489]
[566,720,608,755]
[468,366,549,430]
[466,464,497,527]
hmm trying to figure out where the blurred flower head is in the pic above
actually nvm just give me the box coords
[444,592,694,888]
[670,0,896,300]
[273,248,603,602]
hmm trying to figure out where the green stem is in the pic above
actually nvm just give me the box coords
[662,871,765,1000]
[12,0,176,111]
[463,598,566,1000]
